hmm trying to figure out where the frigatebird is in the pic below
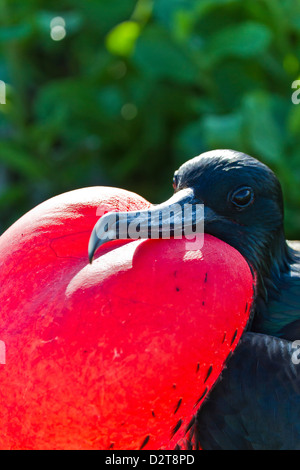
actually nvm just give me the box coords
[88,149,300,450]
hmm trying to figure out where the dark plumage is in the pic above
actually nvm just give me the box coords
[194,333,300,450]
[171,149,300,450]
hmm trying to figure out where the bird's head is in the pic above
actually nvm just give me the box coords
[89,149,292,298]
[172,150,290,285]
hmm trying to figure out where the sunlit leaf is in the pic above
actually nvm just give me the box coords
[106,21,141,57]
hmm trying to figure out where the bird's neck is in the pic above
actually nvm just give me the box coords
[250,230,297,337]
[261,231,291,296]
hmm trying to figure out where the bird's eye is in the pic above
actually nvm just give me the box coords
[230,187,254,209]
[173,173,178,190]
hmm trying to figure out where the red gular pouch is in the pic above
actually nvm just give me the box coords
[0,186,255,450]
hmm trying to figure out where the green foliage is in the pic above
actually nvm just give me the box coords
[0,0,299,238]
[106,21,141,57]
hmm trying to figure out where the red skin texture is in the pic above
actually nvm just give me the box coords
[0,187,254,450]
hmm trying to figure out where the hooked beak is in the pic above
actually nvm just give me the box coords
[88,188,207,263]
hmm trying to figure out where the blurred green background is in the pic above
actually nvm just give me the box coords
[0,0,299,238]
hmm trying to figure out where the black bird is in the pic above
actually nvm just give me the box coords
[88,149,300,450]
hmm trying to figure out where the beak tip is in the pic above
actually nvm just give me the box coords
[88,238,97,263]
[88,233,97,265]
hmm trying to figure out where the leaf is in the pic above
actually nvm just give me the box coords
[0,185,26,208]
[97,86,124,117]
[174,119,207,165]
[0,23,32,42]
[288,103,300,136]
[242,92,284,163]
[202,112,245,149]
[133,25,199,83]
[195,0,241,15]
[176,111,245,162]
[105,21,141,57]
[212,61,262,109]
[153,0,196,28]
[206,22,272,65]
[72,0,136,33]
[0,142,45,180]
